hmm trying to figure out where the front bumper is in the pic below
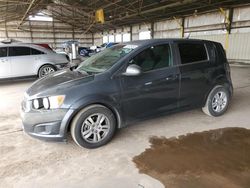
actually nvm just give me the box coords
[21,107,75,142]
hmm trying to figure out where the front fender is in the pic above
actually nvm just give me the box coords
[59,95,123,139]
[70,95,119,110]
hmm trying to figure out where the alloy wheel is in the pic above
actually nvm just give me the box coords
[212,91,228,113]
[41,66,55,77]
[80,113,110,143]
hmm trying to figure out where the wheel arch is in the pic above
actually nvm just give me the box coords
[62,98,123,138]
[37,63,57,76]
[202,75,232,107]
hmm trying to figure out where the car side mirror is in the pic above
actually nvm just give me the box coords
[123,64,142,76]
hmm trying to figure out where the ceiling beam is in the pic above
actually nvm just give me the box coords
[18,0,37,27]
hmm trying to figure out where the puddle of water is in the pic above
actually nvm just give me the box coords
[133,127,250,188]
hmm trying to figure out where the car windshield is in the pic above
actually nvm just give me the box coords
[77,44,137,74]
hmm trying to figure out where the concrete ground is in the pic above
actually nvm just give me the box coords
[0,66,250,188]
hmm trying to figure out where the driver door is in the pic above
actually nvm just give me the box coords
[120,43,180,123]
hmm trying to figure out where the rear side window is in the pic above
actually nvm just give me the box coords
[178,43,208,64]
[9,47,31,56]
[0,47,7,57]
[31,48,44,55]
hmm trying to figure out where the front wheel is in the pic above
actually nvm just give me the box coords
[70,105,116,149]
[38,65,56,78]
[202,86,230,117]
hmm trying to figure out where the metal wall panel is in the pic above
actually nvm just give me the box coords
[1,6,250,59]
[228,33,250,61]
[190,34,226,45]
[185,11,225,28]
[154,30,180,38]
[190,33,250,62]
[233,6,250,22]
[0,18,93,49]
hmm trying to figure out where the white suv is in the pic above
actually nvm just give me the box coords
[0,43,69,79]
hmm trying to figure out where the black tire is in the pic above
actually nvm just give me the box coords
[202,85,230,117]
[70,105,116,149]
[38,64,56,78]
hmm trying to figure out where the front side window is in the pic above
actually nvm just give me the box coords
[178,43,208,64]
[77,44,138,74]
[130,44,172,72]
[9,47,31,56]
[0,47,7,57]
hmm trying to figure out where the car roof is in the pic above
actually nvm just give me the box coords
[0,43,53,53]
[122,38,214,47]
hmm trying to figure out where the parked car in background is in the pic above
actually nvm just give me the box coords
[90,42,118,52]
[78,47,95,57]
[34,43,53,51]
[0,43,69,79]
[21,39,233,149]
[104,42,119,48]
[98,42,119,52]
[54,48,67,55]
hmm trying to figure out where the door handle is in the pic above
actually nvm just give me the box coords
[165,77,171,81]
[165,75,178,81]
[144,81,152,86]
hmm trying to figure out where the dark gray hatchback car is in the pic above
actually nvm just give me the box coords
[21,39,233,148]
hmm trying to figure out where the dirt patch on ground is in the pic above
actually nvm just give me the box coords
[133,127,250,188]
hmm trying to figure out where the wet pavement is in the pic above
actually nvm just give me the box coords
[133,127,250,188]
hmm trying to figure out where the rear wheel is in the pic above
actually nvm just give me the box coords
[70,105,116,149]
[38,65,56,78]
[202,86,230,117]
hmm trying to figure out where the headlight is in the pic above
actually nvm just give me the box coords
[48,95,65,109]
[33,99,43,109]
[33,99,40,109]
[43,97,50,109]
[32,95,65,110]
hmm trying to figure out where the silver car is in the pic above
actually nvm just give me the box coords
[0,43,69,79]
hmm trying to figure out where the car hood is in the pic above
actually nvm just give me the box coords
[26,69,93,97]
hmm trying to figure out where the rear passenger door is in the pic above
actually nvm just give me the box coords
[9,46,35,77]
[177,41,213,108]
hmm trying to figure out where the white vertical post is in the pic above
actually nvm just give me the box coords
[72,43,76,60]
